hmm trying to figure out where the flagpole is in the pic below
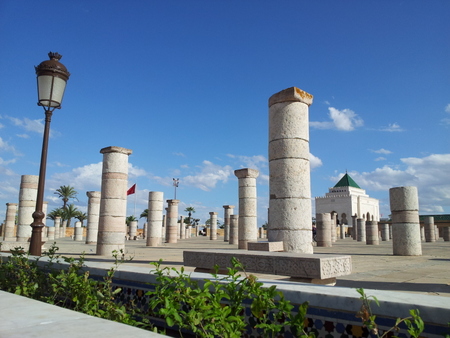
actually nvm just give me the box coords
[134,183,137,219]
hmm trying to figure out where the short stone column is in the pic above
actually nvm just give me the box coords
[443,227,450,241]
[3,203,17,241]
[316,213,332,247]
[340,224,345,239]
[143,222,147,239]
[74,221,83,241]
[420,225,425,241]
[229,214,238,245]
[180,216,185,239]
[96,146,132,255]
[47,227,55,241]
[147,191,163,247]
[129,220,137,239]
[268,87,313,253]
[352,215,358,240]
[54,217,61,239]
[185,226,191,238]
[380,224,390,241]
[223,205,235,242]
[390,186,422,256]
[235,168,259,249]
[366,220,379,245]
[166,200,179,243]
[86,191,101,244]
[357,218,365,242]
[61,220,67,238]
[424,216,435,242]
[17,175,38,241]
[162,214,167,241]
[209,212,218,240]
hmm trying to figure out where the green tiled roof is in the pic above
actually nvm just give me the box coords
[334,173,361,189]
[419,214,450,221]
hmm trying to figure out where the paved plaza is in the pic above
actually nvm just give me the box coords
[46,235,450,298]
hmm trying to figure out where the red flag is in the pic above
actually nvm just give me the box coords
[127,184,136,195]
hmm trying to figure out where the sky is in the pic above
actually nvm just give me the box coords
[0,1,449,229]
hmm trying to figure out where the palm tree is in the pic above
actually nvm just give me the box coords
[61,204,79,228]
[140,209,148,219]
[75,211,87,226]
[126,215,137,224]
[185,206,195,226]
[47,208,64,221]
[54,185,78,209]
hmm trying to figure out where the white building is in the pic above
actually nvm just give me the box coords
[315,173,380,225]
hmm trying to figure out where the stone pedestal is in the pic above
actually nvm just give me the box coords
[357,218,365,242]
[3,203,17,241]
[268,87,313,254]
[86,191,101,244]
[223,205,234,242]
[209,212,218,240]
[424,216,436,242]
[166,200,179,244]
[74,221,83,241]
[129,220,137,239]
[316,213,332,247]
[96,146,132,256]
[380,223,390,241]
[390,186,422,256]
[229,214,238,245]
[235,168,258,249]
[366,220,379,245]
[147,191,163,247]
[17,175,38,241]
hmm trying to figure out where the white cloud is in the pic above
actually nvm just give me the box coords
[380,123,404,132]
[445,104,450,113]
[372,148,392,155]
[227,154,267,171]
[7,116,44,133]
[0,137,21,156]
[375,157,386,161]
[48,162,103,192]
[442,104,450,125]
[310,107,364,131]
[344,154,450,213]
[310,153,323,169]
[183,160,233,191]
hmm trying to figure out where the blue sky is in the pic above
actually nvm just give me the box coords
[1,1,449,228]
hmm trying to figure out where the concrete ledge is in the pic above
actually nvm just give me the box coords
[247,241,284,251]
[183,249,352,281]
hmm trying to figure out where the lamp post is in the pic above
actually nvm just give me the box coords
[173,178,179,199]
[29,52,70,256]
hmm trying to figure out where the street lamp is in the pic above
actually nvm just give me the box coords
[29,52,70,256]
[173,178,179,199]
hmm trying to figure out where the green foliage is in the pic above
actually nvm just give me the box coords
[147,257,313,338]
[356,288,424,338]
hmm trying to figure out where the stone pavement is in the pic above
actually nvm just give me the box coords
[45,235,450,297]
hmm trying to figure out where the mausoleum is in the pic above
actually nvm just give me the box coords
[315,172,380,225]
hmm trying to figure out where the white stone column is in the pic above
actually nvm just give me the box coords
[166,200,179,243]
[340,224,345,239]
[223,205,234,242]
[443,227,450,241]
[86,191,101,244]
[180,216,185,239]
[229,214,239,245]
[162,214,167,241]
[54,216,61,239]
[424,216,435,242]
[147,191,163,247]
[96,146,132,256]
[209,212,218,240]
[3,203,17,241]
[352,215,358,240]
[17,175,38,241]
[143,222,147,239]
[268,87,313,254]
[129,220,137,239]
[235,168,258,249]
[357,218,365,242]
[366,220,379,245]
[420,225,425,241]
[74,221,83,241]
[390,186,422,256]
[316,213,332,247]
[61,220,67,238]
[380,224,390,241]
[47,226,55,241]
[331,213,337,242]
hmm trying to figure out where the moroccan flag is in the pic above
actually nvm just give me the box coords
[127,184,136,195]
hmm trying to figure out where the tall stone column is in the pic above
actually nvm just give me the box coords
[180,216,185,239]
[424,216,435,242]
[209,212,218,240]
[129,220,137,239]
[443,227,450,241]
[357,218,365,242]
[17,175,38,241]
[61,220,67,238]
[47,227,55,241]
[268,87,313,253]
[223,205,235,242]
[235,168,259,249]
[74,221,83,241]
[54,216,61,239]
[166,200,179,243]
[366,220,379,245]
[3,203,17,241]
[352,214,358,240]
[380,224,390,241]
[86,191,101,244]
[390,186,422,256]
[96,146,132,256]
[316,213,332,247]
[229,214,239,245]
[147,191,163,247]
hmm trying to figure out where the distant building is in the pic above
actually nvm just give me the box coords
[315,173,380,225]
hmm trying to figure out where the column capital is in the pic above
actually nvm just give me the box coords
[100,146,132,156]
[6,203,18,206]
[234,168,259,179]
[269,87,313,107]
[223,205,235,209]
[209,212,218,216]
[167,199,180,205]
[86,191,101,198]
